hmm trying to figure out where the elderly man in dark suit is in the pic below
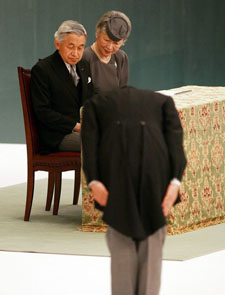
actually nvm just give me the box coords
[81,86,187,295]
[31,20,93,154]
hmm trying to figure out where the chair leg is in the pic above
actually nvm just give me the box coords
[24,169,35,221]
[45,172,55,211]
[73,168,81,205]
[53,172,62,215]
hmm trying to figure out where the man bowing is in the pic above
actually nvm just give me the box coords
[81,86,187,295]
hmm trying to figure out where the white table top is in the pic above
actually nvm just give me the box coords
[157,85,225,109]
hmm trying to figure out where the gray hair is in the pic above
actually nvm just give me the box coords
[96,11,131,41]
[54,20,87,43]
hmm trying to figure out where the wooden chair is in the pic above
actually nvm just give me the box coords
[17,66,81,221]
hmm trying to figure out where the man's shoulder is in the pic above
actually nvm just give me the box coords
[32,51,59,71]
[78,57,90,67]
[77,58,92,75]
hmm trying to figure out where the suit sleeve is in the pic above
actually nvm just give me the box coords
[81,99,100,183]
[162,96,187,181]
[31,65,76,133]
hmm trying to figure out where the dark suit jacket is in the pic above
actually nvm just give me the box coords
[81,86,187,239]
[31,50,93,153]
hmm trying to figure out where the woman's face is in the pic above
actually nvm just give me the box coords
[95,31,124,58]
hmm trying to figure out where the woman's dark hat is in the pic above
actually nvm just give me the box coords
[105,16,130,41]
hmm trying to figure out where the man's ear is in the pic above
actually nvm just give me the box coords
[54,39,60,50]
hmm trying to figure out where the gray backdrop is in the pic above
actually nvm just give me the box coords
[0,0,224,143]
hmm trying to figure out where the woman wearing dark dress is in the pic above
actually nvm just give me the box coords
[83,10,131,93]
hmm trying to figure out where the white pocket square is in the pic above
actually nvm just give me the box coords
[88,77,92,84]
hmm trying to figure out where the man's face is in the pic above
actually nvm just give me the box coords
[95,31,124,58]
[54,33,86,65]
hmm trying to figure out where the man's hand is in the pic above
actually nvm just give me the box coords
[89,181,109,207]
[161,183,179,217]
[73,123,81,133]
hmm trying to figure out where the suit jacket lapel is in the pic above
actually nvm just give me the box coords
[51,51,89,104]
[51,51,78,97]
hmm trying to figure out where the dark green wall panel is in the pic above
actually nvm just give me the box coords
[0,0,224,143]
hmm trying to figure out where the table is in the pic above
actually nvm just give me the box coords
[81,86,225,234]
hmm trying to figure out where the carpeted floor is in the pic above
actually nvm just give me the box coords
[0,179,225,261]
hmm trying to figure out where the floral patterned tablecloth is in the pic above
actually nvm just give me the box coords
[81,86,225,234]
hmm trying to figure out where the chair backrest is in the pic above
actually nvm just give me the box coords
[17,67,40,156]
